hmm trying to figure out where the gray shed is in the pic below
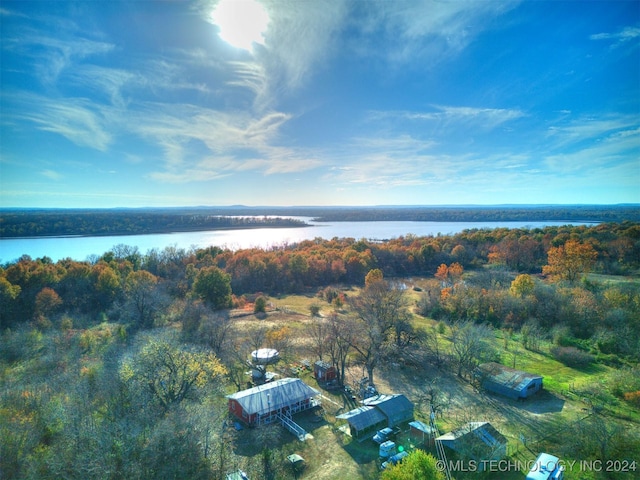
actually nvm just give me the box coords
[336,405,387,439]
[361,394,414,427]
[437,422,507,468]
[476,362,543,400]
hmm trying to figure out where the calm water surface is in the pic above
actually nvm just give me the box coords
[0,219,588,263]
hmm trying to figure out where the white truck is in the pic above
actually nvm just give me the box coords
[526,453,564,480]
[379,440,397,459]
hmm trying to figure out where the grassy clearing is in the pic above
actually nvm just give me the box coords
[586,273,640,285]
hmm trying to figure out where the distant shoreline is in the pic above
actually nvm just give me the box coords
[0,223,314,241]
[1,205,638,239]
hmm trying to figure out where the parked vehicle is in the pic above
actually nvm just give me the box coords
[526,453,564,480]
[380,451,409,470]
[373,426,400,444]
[379,440,397,458]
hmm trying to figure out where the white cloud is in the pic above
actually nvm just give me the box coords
[3,28,114,84]
[262,0,348,88]
[40,169,63,180]
[11,93,113,151]
[351,0,521,65]
[545,114,640,150]
[544,125,640,174]
[371,105,526,131]
[590,26,640,47]
[132,103,321,182]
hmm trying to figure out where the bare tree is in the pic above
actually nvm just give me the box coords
[325,312,355,387]
[521,318,544,352]
[309,315,329,361]
[570,414,627,463]
[348,280,409,386]
[449,321,494,379]
[423,325,447,369]
[199,310,234,360]
[416,377,451,418]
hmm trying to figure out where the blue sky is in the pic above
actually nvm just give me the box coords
[1,0,638,208]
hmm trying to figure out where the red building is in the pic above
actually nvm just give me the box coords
[227,378,320,426]
[313,360,337,382]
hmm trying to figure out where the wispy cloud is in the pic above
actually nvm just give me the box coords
[133,102,321,182]
[546,114,640,150]
[3,27,114,84]
[0,7,28,18]
[545,123,640,174]
[351,0,521,65]
[370,105,526,131]
[40,169,63,180]
[9,93,113,150]
[590,25,640,47]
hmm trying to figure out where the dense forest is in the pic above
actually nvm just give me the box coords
[0,211,306,238]
[1,221,639,479]
[2,205,639,237]
[2,222,639,352]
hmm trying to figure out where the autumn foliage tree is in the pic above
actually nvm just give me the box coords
[124,270,161,329]
[543,240,598,283]
[435,262,464,289]
[34,287,63,318]
[120,340,226,412]
[510,274,535,297]
[365,268,384,287]
[192,266,232,310]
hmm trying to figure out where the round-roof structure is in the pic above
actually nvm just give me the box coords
[251,348,280,365]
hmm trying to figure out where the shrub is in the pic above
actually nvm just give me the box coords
[551,324,573,346]
[320,286,339,304]
[60,316,73,331]
[254,296,267,314]
[550,345,594,368]
[232,294,247,309]
[332,293,345,309]
[309,303,321,316]
[623,390,640,408]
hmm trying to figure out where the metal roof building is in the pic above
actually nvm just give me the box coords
[361,394,414,427]
[227,378,320,426]
[437,422,507,468]
[336,394,415,439]
[336,405,387,439]
[476,362,543,400]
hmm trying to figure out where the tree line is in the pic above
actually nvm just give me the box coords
[2,222,639,327]
[0,211,306,238]
[3,205,640,238]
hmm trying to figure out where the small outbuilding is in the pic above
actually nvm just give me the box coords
[476,362,543,400]
[336,405,387,439]
[227,378,320,426]
[337,393,415,440]
[361,394,414,428]
[409,420,435,447]
[313,360,337,382]
[437,422,507,468]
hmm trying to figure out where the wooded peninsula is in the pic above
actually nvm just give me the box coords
[1,205,639,238]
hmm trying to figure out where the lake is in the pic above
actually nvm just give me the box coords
[0,219,589,263]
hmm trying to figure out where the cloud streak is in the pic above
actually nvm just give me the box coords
[590,26,640,47]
